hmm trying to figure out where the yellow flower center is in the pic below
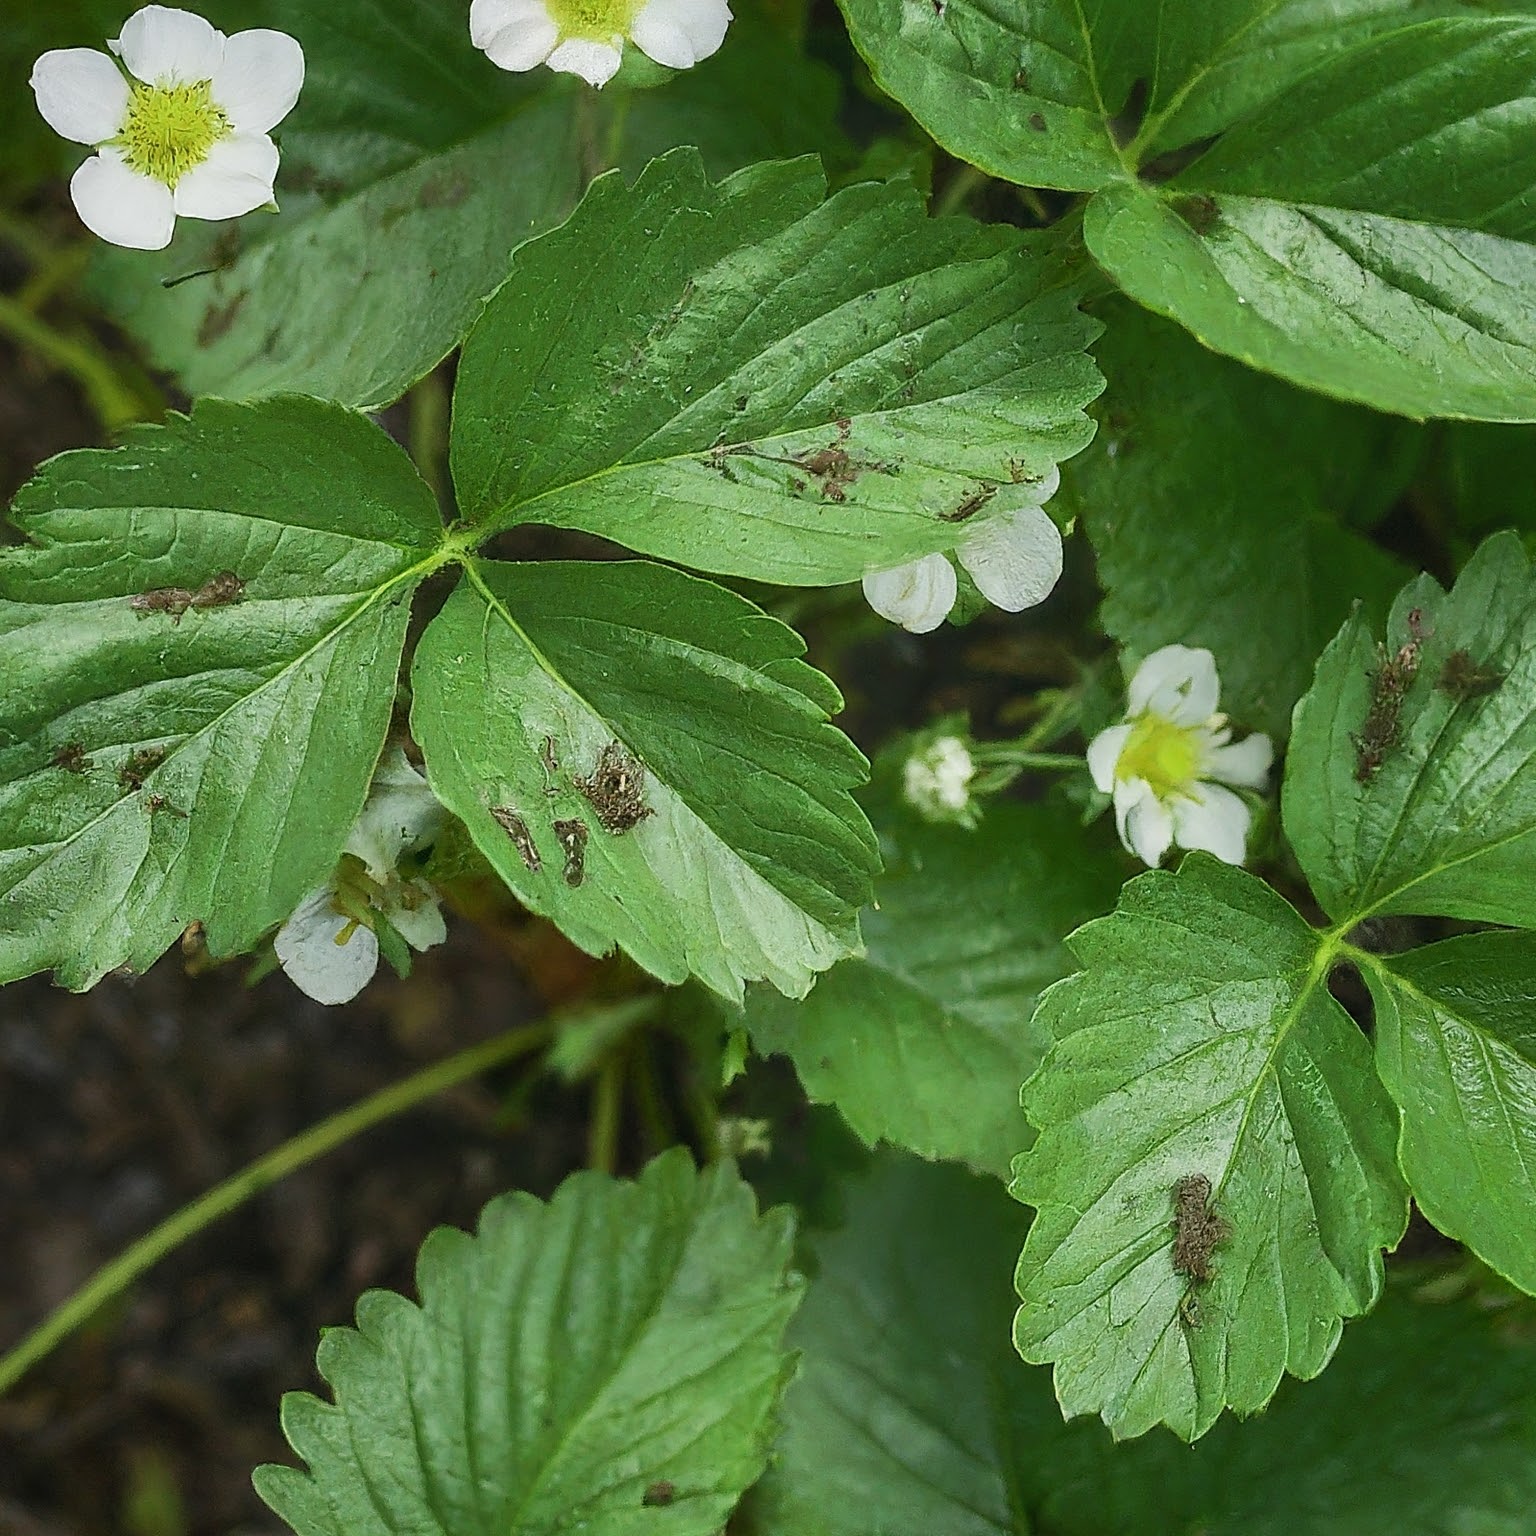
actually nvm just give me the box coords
[545,0,639,38]
[117,80,229,187]
[1116,714,1204,799]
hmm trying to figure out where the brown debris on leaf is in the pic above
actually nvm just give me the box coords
[118,746,167,792]
[576,741,655,835]
[129,570,244,623]
[490,806,542,873]
[554,818,589,887]
[1172,1173,1231,1284]
[51,741,91,773]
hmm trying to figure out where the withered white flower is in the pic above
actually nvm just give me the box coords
[274,751,447,1006]
[903,735,976,826]
[862,468,1064,634]
[30,4,303,250]
[470,0,732,88]
[1087,644,1273,869]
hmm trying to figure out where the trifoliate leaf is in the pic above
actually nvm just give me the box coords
[834,0,1404,194]
[255,1151,801,1536]
[90,0,581,409]
[1012,857,1406,1442]
[451,148,1102,586]
[1068,303,1408,739]
[0,396,443,987]
[839,2,1536,420]
[410,559,878,1003]
[1365,933,1536,1297]
[756,1150,1536,1536]
[746,800,1121,1178]
[1285,531,1536,929]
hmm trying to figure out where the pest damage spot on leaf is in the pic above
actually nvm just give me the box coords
[1028,112,1048,133]
[118,746,167,792]
[941,483,996,522]
[1354,610,1427,782]
[145,793,187,818]
[1437,648,1504,701]
[539,735,561,796]
[1012,67,1029,90]
[554,817,589,886]
[642,1480,676,1507]
[577,741,655,834]
[490,805,542,871]
[130,570,245,624]
[52,741,91,773]
[1172,1172,1231,1284]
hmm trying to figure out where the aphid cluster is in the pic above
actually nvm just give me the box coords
[51,741,91,774]
[1354,610,1427,783]
[941,483,996,523]
[577,741,654,835]
[642,1481,676,1509]
[118,745,167,792]
[130,569,245,623]
[1172,1172,1231,1286]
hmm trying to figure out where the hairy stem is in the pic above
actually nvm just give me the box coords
[0,1020,551,1397]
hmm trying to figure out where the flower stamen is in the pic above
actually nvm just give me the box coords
[116,79,228,187]
[1116,714,1204,799]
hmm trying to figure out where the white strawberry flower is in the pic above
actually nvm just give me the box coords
[470,0,732,88]
[30,5,303,250]
[1087,644,1273,869]
[862,468,1064,634]
[274,750,447,1006]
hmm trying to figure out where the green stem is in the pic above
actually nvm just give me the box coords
[976,749,1084,772]
[0,1020,550,1399]
[933,164,989,219]
[588,1055,624,1173]
[0,292,148,431]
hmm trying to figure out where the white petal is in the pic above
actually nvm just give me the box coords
[30,49,130,145]
[275,890,379,1005]
[386,886,448,953]
[211,29,303,133]
[862,553,957,634]
[956,505,1063,613]
[1170,783,1252,866]
[1127,644,1220,726]
[70,149,176,249]
[1086,723,1132,795]
[483,15,562,71]
[1205,733,1274,791]
[631,0,733,67]
[545,36,624,86]
[1116,779,1173,867]
[113,5,225,86]
[346,749,444,881]
[171,131,278,219]
[470,0,551,47]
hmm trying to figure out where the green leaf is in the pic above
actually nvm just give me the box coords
[89,0,581,409]
[833,0,1408,195]
[1285,531,1536,928]
[255,1151,801,1536]
[409,559,878,1002]
[840,4,1536,420]
[1365,933,1536,1297]
[746,800,1121,1178]
[1068,303,1409,739]
[450,149,1103,586]
[757,1150,1536,1536]
[1011,856,1406,1442]
[752,1153,1040,1536]
[1085,181,1536,423]
[0,396,442,987]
